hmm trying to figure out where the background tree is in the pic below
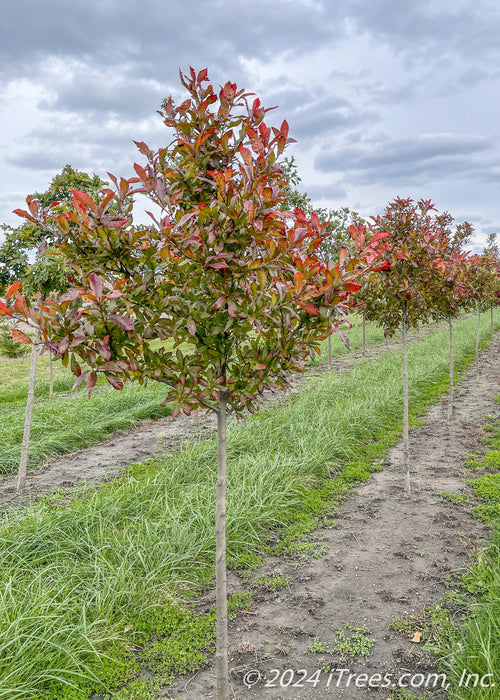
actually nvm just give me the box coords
[362,197,452,494]
[432,249,472,420]
[464,252,500,362]
[6,69,386,700]
[278,157,365,365]
[482,233,500,336]
[420,216,473,420]
[0,165,107,492]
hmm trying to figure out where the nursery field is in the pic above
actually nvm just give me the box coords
[0,310,498,699]
[0,317,390,476]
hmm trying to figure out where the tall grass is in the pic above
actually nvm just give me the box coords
[0,311,498,697]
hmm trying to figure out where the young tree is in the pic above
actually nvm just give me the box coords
[483,233,500,336]
[278,157,365,366]
[420,216,474,420]
[464,252,499,362]
[362,198,452,494]
[432,249,472,420]
[4,69,386,699]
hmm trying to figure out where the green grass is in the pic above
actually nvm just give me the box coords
[0,311,498,698]
[420,396,500,699]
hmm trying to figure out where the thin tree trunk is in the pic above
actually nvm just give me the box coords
[17,328,40,493]
[362,313,366,356]
[216,391,229,700]
[491,306,494,338]
[385,335,388,349]
[448,315,453,421]
[49,352,54,401]
[328,333,332,370]
[402,303,410,495]
[476,303,481,364]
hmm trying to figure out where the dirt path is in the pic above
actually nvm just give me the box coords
[0,327,432,512]
[164,338,499,699]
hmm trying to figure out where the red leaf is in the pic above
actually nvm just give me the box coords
[86,371,98,395]
[186,318,197,336]
[72,371,89,391]
[109,314,135,331]
[294,271,305,294]
[106,375,124,390]
[104,289,124,299]
[299,303,319,316]
[59,289,81,303]
[11,329,32,344]
[73,189,97,213]
[97,340,111,361]
[13,296,29,318]
[256,363,267,370]
[335,328,350,349]
[98,360,129,371]
[133,141,153,158]
[89,273,103,300]
[0,302,13,316]
[13,208,37,224]
[6,282,21,299]
[227,301,237,318]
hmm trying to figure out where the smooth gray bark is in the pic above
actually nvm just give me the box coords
[328,333,332,370]
[49,352,54,401]
[362,313,366,356]
[476,304,481,364]
[402,303,410,495]
[216,392,229,700]
[17,328,40,492]
[447,316,453,421]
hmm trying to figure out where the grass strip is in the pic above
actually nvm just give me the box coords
[0,311,498,698]
[0,318,388,475]
[422,396,500,700]
[0,380,173,474]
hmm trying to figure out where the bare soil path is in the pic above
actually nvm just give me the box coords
[164,337,499,700]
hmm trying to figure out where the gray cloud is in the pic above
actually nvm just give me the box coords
[38,73,170,119]
[346,0,500,63]
[315,133,496,186]
[304,182,348,201]
[0,0,339,82]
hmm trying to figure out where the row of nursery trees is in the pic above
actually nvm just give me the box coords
[1,69,500,699]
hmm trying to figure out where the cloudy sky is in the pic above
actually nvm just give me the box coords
[1,0,499,251]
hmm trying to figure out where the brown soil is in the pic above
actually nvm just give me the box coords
[0,326,497,700]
